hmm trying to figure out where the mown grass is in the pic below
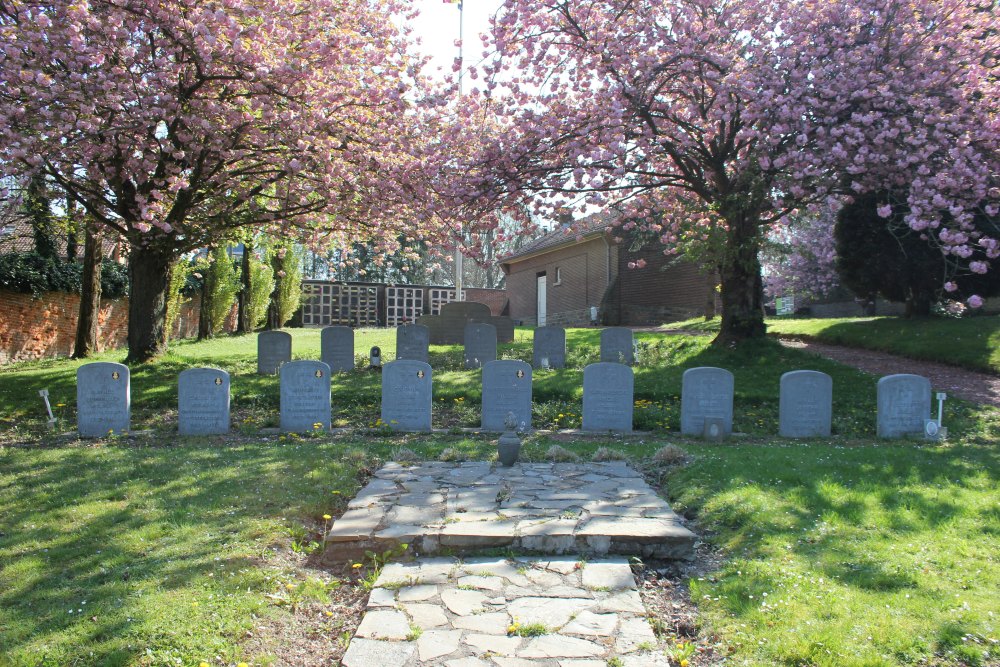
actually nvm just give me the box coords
[1,328,998,666]
[667,315,1000,375]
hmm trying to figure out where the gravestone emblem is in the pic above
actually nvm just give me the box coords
[396,324,430,363]
[582,362,633,432]
[481,360,532,432]
[280,360,331,432]
[257,330,292,375]
[178,368,230,436]
[382,360,433,432]
[877,374,931,438]
[779,370,833,437]
[464,322,497,369]
[321,326,355,373]
[680,367,734,437]
[77,362,130,437]
[600,327,634,364]
[532,326,566,369]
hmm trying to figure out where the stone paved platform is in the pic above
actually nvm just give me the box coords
[323,462,696,565]
[340,555,673,667]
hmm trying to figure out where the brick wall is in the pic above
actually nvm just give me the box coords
[605,244,717,325]
[0,290,233,365]
[463,288,509,316]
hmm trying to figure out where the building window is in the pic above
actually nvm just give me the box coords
[554,267,562,285]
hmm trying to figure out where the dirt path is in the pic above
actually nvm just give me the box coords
[778,338,1000,408]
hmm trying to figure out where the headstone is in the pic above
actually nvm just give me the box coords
[481,360,532,431]
[779,370,832,438]
[600,327,634,364]
[382,360,433,431]
[280,360,331,432]
[321,326,355,373]
[257,330,292,374]
[178,368,230,436]
[464,323,497,369]
[877,374,931,438]
[396,324,429,363]
[582,362,633,432]
[77,362,130,437]
[441,301,492,321]
[533,326,566,369]
[491,316,516,343]
[680,367,734,437]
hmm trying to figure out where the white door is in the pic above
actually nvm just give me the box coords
[537,275,547,326]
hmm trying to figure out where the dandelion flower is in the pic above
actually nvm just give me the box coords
[323,514,332,520]
[352,563,363,569]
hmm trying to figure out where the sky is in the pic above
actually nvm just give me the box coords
[407,0,505,85]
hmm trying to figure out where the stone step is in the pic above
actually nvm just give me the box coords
[340,555,674,667]
[322,462,696,565]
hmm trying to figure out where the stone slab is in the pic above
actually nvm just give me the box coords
[780,370,833,437]
[77,362,130,437]
[382,360,433,432]
[481,360,533,432]
[600,327,634,364]
[397,324,430,363]
[533,325,566,369]
[279,360,331,432]
[257,330,291,375]
[320,325,355,373]
[680,366,734,437]
[178,367,230,436]
[877,373,931,438]
[582,363,633,432]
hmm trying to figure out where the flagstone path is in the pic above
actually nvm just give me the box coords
[330,462,696,666]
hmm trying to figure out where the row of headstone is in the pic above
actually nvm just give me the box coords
[76,360,932,439]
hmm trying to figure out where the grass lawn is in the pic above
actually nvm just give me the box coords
[668,315,1000,375]
[1,329,998,666]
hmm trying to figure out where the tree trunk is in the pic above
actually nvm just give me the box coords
[714,210,767,345]
[198,268,213,340]
[72,221,102,359]
[905,290,932,318]
[126,243,177,363]
[237,241,253,333]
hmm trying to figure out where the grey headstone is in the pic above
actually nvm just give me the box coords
[582,362,633,432]
[440,301,492,321]
[600,327,634,364]
[396,324,429,363]
[76,362,130,437]
[491,316,515,343]
[779,370,832,438]
[533,326,566,369]
[877,374,931,438]
[481,360,532,431]
[280,360,331,432]
[321,326,355,373]
[382,360,433,432]
[464,323,497,369]
[257,330,292,374]
[178,368,230,436]
[680,367,734,437]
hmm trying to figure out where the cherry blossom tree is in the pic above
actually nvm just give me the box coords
[457,0,999,343]
[0,0,445,361]
[763,209,839,302]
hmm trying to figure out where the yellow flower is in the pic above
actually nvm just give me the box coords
[323,514,332,520]
[56,403,65,407]
[238,663,249,667]
[332,490,342,495]
[352,563,363,569]
[200,663,210,667]
[680,661,689,667]
[191,601,199,607]
[286,583,296,590]
[324,610,334,617]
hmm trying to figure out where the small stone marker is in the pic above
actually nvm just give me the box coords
[382,360,433,431]
[600,327,634,364]
[680,367,734,437]
[464,323,497,369]
[779,370,833,438]
[280,360,331,432]
[257,330,291,375]
[321,326,355,373]
[481,360,532,431]
[877,373,931,438]
[582,362,633,432]
[178,368,230,436]
[533,325,566,369]
[77,362,130,437]
[396,324,429,363]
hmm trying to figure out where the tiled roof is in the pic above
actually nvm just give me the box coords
[500,210,620,264]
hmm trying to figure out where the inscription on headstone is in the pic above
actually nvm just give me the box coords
[680,367,734,436]
[382,360,433,432]
[481,360,532,431]
[533,326,566,369]
[582,362,633,432]
[258,330,292,375]
[77,362,130,437]
[178,368,230,436]
[779,370,832,438]
[464,323,497,369]
[280,361,331,432]
[877,374,931,438]
[600,327,634,364]
[321,326,355,373]
[396,324,429,363]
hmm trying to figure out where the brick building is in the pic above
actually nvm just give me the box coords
[499,213,717,327]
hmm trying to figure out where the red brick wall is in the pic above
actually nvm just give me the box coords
[0,290,233,365]
[463,288,509,316]
[608,244,718,324]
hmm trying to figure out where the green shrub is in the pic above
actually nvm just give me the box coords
[247,256,274,330]
[0,252,128,298]
[204,248,240,335]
